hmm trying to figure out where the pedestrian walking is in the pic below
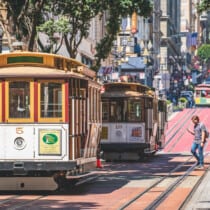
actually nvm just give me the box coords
[187,115,207,169]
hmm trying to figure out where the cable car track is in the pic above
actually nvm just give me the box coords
[0,167,111,209]
[0,195,20,206]
[166,109,196,137]
[1,106,210,209]
[0,194,47,210]
[164,109,202,153]
[0,153,208,209]
[165,109,198,148]
[180,162,210,209]
[165,109,209,153]
[117,153,210,210]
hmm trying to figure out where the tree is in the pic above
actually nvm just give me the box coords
[2,0,152,70]
[49,0,107,58]
[35,0,152,64]
[197,44,210,69]
[3,0,45,51]
[94,0,152,70]
[0,1,12,49]
[37,17,69,53]
[197,0,210,13]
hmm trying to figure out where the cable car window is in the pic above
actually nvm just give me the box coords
[102,101,109,122]
[102,100,124,122]
[201,90,207,97]
[110,101,117,122]
[103,99,142,122]
[158,101,164,111]
[123,100,128,121]
[40,82,62,118]
[116,101,123,121]
[128,100,142,122]
[195,90,200,97]
[144,98,153,108]
[109,100,125,122]
[153,100,158,121]
[9,81,30,118]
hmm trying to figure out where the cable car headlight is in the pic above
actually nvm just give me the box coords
[14,137,26,150]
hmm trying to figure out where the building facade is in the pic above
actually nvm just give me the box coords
[0,0,208,95]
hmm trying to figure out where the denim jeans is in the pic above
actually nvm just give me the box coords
[191,142,204,165]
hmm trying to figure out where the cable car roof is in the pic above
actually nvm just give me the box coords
[101,90,153,98]
[0,51,96,79]
[101,82,155,97]
[0,66,87,79]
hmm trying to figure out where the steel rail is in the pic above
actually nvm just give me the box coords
[117,154,195,210]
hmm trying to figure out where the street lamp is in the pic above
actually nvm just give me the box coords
[0,25,4,53]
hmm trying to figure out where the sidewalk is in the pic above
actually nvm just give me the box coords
[167,111,179,121]
[183,168,210,209]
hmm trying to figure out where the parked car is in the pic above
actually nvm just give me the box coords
[203,77,210,84]
[180,91,194,98]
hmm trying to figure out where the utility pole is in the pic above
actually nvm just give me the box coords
[153,0,161,58]
[152,0,161,94]
[0,25,4,53]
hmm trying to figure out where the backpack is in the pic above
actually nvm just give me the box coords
[205,130,209,139]
[200,123,209,139]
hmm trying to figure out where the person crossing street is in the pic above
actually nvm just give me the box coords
[187,115,207,169]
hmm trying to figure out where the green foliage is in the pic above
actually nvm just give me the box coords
[178,97,187,103]
[37,17,70,53]
[3,0,45,50]
[38,20,55,37]
[197,44,210,63]
[197,0,210,13]
[38,17,70,36]
[56,17,70,34]
[94,0,152,70]
[3,0,153,66]
[48,0,105,57]
[134,0,153,17]
[173,105,183,112]
[175,97,188,110]
[52,0,152,60]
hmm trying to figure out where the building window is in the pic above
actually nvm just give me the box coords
[81,55,93,67]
